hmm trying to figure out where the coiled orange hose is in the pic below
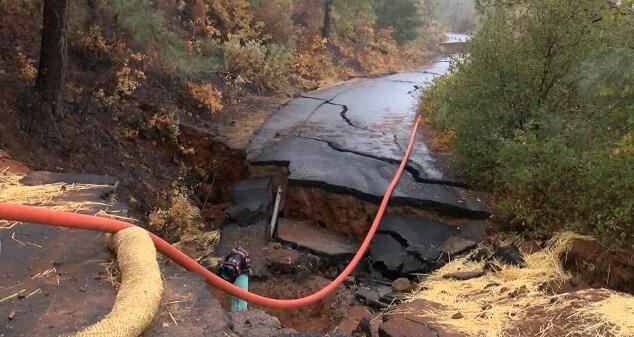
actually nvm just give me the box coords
[0,116,422,309]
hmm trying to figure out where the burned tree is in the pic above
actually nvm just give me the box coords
[322,0,333,38]
[35,0,70,120]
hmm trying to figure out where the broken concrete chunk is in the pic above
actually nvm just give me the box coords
[336,305,373,335]
[370,233,405,278]
[355,285,394,309]
[457,222,488,243]
[370,215,485,279]
[225,177,272,227]
[379,315,463,337]
[401,253,431,274]
[379,299,470,337]
[439,236,477,256]
[252,137,489,219]
[265,247,302,274]
[377,215,460,252]
[276,219,358,261]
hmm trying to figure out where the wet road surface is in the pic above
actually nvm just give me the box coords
[248,48,487,218]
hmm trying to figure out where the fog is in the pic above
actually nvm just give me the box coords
[434,0,479,33]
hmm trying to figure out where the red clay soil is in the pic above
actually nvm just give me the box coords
[562,238,634,293]
[0,150,29,175]
[503,290,615,337]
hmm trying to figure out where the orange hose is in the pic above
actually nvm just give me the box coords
[0,116,422,309]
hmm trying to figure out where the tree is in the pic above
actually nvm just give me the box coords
[373,0,424,44]
[322,0,333,38]
[421,0,634,246]
[35,0,70,119]
[419,0,438,25]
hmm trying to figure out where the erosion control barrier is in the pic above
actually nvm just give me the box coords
[71,227,163,337]
[0,116,422,310]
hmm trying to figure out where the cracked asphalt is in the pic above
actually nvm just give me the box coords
[247,50,487,218]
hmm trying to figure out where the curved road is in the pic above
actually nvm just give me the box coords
[247,42,487,219]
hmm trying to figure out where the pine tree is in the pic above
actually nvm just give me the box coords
[36,0,70,119]
[373,0,424,44]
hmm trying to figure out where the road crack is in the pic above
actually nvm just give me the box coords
[297,136,469,188]
[299,95,386,135]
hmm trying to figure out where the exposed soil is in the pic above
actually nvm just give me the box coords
[282,186,488,242]
[284,187,378,241]
[562,238,634,293]
[501,290,613,337]
[249,275,356,333]
[208,241,358,334]
[0,80,284,222]
[1,4,287,221]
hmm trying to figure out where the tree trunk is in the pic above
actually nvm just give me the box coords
[36,0,70,119]
[322,0,333,38]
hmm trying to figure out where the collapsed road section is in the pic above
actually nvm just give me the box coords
[246,56,490,276]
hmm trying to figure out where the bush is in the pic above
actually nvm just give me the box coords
[187,81,223,113]
[496,133,634,246]
[71,25,126,62]
[292,30,337,90]
[13,51,37,81]
[421,0,634,247]
[95,59,147,113]
[148,188,202,242]
[250,0,295,45]
[222,35,291,93]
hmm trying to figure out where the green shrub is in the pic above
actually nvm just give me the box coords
[421,0,634,247]
[107,0,218,78]
[222,35,291,93]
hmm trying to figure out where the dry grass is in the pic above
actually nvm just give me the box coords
[0,170,113,211]
[148,189,199,233]
[149,188,219,255]
[404,232,634,337]
[179,230,220,247]
[102,261,122,288]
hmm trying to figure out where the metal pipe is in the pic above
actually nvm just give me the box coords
[269,186,282,239]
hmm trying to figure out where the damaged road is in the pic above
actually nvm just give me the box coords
[247,55,487,219]
[246,47,492,281]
